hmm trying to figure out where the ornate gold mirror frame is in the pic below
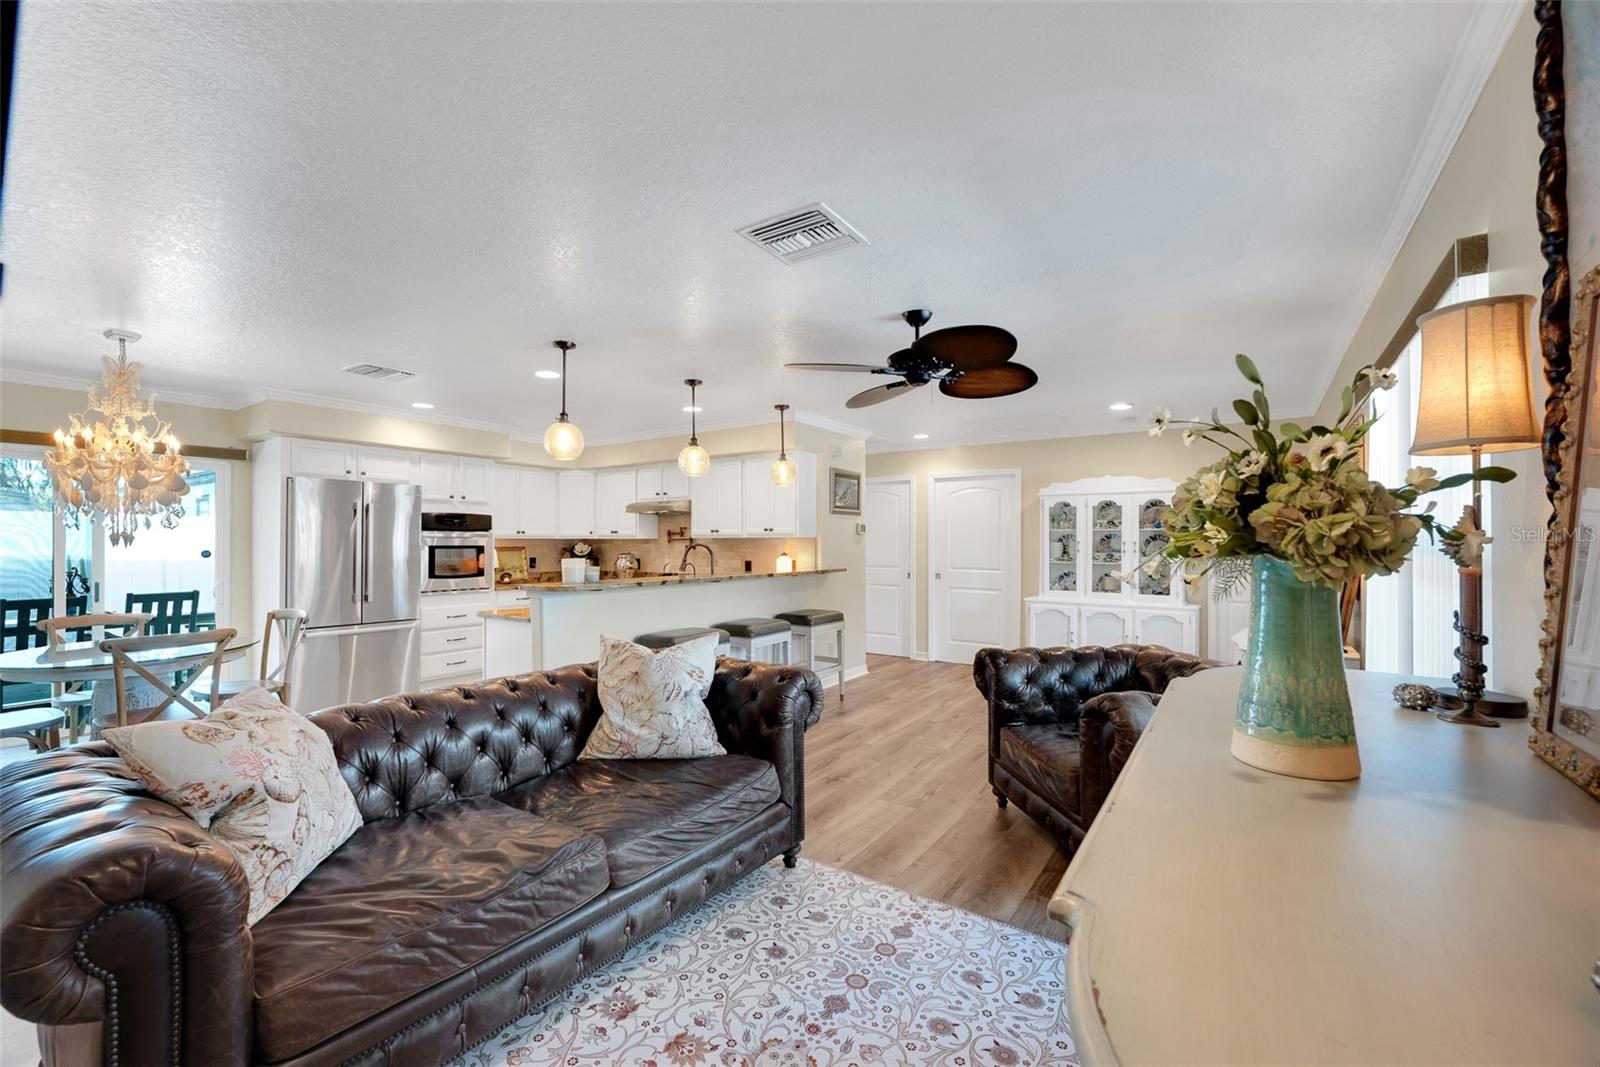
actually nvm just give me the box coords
[1533,1,1600,798]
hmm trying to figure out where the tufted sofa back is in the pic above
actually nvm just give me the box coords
[972,643,1215,727]
[310,665,603,823]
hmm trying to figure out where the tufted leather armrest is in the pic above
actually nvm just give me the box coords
[0,745,253,1067]
[1077,690,1160,822]
[704,659,823,850]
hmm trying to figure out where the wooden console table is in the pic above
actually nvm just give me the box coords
[1049,667,1600,1066]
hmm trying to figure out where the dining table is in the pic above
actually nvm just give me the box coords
[0,634,258,742]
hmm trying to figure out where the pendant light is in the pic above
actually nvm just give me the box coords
[677,378,711,477]
[771,403,795,486]
[542,340,584,461]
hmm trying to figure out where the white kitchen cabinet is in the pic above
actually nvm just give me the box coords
[557,471,596,538]
[422,455,492,508]
[1026,598,1078,648]
[690,459,744,537]
[1081,606,1133,646]
[493,466,559,537]
[419,589,492,686]
[635,463,690,502]
[289,440,420,484]
[740,452,813,536]
[594,468,656,539]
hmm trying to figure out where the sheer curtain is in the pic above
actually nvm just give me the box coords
[1364,274,1490,677]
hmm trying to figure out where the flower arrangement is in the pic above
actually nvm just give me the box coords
[1147,354,1513,589]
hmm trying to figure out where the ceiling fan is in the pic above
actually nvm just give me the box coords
[785,309,1038,409]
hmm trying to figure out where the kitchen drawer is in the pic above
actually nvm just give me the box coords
[421,625,483,656]
[422,594,491,631]
[421,646,484,681]
[493,587,531,607]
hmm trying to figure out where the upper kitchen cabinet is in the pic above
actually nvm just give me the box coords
[420,454,492,508]
[556,470,596,538]
[492,465,559,537]
[287,439,419,484]
[593,468,656,539]
[689,459,744,537]
[741,452,815,536]
[635,462,690,502]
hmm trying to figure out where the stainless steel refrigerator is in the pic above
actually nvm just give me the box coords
[285,476,421,709]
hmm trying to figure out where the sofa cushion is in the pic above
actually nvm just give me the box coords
[998,724,1081,817]
[250,797,608,1063]
[498,755,780,887]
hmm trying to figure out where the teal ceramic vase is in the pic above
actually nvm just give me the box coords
[1231,554,1361,781]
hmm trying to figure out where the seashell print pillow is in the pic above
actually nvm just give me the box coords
[101,687,362,925]
[581,634,727,760]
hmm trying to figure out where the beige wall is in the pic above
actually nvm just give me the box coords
[1314,8,1546,700]
[866,430,1201,657]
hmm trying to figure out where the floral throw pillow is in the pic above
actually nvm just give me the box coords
[581,634,727,761]
[101,687,362,925]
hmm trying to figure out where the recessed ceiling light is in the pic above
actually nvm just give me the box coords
[411,402,435,410]
[683,405,703,413]
[913,433,930,440]
[535,370,561,380]
[1108,402,1133,411]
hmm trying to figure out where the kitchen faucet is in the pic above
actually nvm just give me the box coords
[680,541,715,576]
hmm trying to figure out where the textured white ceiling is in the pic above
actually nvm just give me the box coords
[1,1,1508,450]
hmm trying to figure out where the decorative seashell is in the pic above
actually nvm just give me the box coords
[1391,682,1439,712]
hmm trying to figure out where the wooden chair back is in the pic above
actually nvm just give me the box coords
[98,628,237,728]
[39,612,152,650]
[123,591,200,636]
[258,609,309,702]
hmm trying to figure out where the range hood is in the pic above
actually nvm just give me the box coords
[625,498,691,515]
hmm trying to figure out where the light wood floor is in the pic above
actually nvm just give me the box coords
[808,654,1070,940]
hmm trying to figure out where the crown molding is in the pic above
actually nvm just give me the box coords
[865,406,1321,455]
[792,409,875,441]
[0,366,252,411]
[240,387,518,436]
[1304,0,1523,415]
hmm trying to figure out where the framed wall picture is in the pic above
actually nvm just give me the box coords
[830,468,862,515]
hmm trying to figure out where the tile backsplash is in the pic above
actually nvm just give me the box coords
[495,514,816,581]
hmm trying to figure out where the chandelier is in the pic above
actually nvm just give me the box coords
[44,329,192,545]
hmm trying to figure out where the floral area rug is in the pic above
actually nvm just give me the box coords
[464,860,1076,1067]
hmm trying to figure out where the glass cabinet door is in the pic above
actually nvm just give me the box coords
[1089,498,1126,596]
[1046,499,1079,593]
[1136,496,1173,598]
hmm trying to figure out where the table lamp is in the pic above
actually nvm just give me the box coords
[1411,293,1539,726]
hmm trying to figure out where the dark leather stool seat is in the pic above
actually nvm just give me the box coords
[634,627,728,649]
[775,608,844,627]
[714,617,792,638]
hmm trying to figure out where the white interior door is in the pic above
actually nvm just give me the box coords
[929,471,1020,664]
[864,477,913,657]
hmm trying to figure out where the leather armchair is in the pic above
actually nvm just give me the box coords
[973,644,1217,850]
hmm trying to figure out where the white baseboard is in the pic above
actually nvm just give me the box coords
[912,649,929,661]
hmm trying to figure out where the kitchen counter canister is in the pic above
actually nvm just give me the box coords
[518,567,846,592]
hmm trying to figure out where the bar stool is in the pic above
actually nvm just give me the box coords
[775,609,845,703]
[713,618,792,664]
[634,627,730,657]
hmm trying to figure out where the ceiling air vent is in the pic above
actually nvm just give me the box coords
[340,362,415,383]
[738,202,868,264]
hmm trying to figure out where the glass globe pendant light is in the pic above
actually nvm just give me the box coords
[542,340,584,461]
[677,378,711,477]
[770,403,796,486]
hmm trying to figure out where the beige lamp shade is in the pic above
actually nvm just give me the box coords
[1410,294,1540,456]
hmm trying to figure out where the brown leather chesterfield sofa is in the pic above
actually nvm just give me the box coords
[973,644,1216,851]
[0,659,822,1066]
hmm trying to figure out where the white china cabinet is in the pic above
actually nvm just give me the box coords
[1025,475,1198,654]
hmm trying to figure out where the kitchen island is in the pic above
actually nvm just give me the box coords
[480,568,850,680]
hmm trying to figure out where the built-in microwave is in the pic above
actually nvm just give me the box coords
[420,512,493,593]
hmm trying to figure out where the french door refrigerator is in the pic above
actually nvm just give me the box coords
[285,476,421,709]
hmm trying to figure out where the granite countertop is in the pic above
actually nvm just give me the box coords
[500,567,846,594]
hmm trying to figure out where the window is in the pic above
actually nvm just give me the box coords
[1364,274,1491,677]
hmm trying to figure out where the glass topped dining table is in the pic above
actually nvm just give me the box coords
[0,635,258,741]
